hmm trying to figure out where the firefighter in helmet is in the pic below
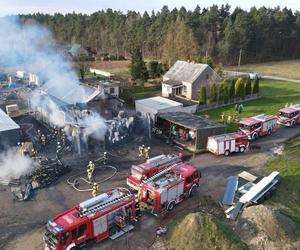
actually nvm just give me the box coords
[138,145,145,158]
[135,199,141,220]
[87,161,95,184]
[103,151,108,164]
[92,182,99,197]
[144,146,151,159]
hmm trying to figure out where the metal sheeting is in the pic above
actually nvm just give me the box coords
[223,176,239,205]
[238,171,257,182]
[225,202,243,220]
[0,108,20,132]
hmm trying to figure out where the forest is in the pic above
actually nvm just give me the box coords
[19,4,300,66]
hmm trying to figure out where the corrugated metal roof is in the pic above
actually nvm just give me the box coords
[163,60,209,84]
[136,97,183,111]
[223,176,239,205]
[0,108,20,132]
[157,112,226,130]
[40,82,100,105]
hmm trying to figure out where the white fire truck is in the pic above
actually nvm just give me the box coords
[239,114,277,140]
[207,132,249,156]
[277,104,300,127]
[44,188,136,250]
[127,153,183,190]
[138,163,200,213]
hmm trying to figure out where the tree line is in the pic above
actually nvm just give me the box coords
[19,5,300,66]
[198,77,259,105]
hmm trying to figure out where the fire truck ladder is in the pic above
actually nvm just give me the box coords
[80,193,132,217]
[143,164,178,184]
[147,154,180,168]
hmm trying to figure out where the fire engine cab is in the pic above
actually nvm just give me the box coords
[138,163,200,213]
[127,153,183,190]
[44,188,136,250]
[207,132,249,156]
[277,104,300,127]
[238,114,277,140]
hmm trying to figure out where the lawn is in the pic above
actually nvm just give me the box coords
[196,79,300,132]
[265,136,300,233]
[225,60,300,79]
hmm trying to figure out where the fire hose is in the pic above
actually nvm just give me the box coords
[67,164,117,192]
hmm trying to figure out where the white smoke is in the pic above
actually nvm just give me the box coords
[0,148,37,181]
[0,16,107,140]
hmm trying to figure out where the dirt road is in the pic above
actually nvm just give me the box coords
[2,125,300,250]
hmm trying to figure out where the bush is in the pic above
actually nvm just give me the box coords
[235,78,245,99]
[109,54,117,60]
[245,77,252,96]
[198,86,207,105]
[209,83,218,103]
[252,77,259,94]
[229,79,235,99]
[117,55,126,60]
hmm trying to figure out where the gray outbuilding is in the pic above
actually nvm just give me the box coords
[154,112,226,152]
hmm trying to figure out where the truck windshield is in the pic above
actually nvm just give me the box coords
[239,123,251,131]
[279,112,290,118]
[131,167,143,180]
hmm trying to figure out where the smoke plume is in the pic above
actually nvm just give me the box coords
[0,148,37,181]
[0,16,107,140]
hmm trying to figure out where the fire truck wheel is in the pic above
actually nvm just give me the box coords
[268,129,272,135]
[239,146,245,153]
[224,150,230,156]
[188,186,196,198]
[291,120,296,127]
[167,201,175,211]
[253,133,259,140]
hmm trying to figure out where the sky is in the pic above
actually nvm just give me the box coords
[0,0,299,16]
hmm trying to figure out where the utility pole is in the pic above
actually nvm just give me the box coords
[238,48,242,71]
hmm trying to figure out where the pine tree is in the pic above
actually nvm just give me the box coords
[198,86,207,105]
[245,77,252,96]
[229,79,235,99]
[252,77,259,94]
[130,46,149,81]
[209,83,218,103]
[235,78,245,99]
[219,81,229,103]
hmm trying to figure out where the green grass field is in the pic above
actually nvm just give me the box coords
[196,79,300,132]
[225,60,300,79]
[266,137,300,234]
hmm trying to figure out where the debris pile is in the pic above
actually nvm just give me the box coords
[222,171,280,220]
[9,158,70,201]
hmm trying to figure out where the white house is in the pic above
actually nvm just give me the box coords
[162,60,221,101]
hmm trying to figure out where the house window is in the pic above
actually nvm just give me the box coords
[206,74,209,79]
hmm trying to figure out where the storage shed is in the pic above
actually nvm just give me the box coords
[155,112,226,152]
[135,96,183,120]
[0,108,21,149]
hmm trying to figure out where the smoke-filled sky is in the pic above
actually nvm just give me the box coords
[0,0,299,16]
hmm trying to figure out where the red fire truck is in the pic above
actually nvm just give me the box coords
[207,132,249,156]
[44,188,136,250]
[138,163,200,213]
[277,104,300,127]
[126,153,183,190]
[238,114,277,140]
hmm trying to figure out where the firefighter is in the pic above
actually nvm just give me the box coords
[143,146,151,159]
[87,161,95,173]
[103,151,108,164]
[135,199,141,220]
[31,148,36,157]
[56,142,62,160]
[41,134,46,146]
[138,145,145,157]
[220,113,225,122]
[92,182,99,197]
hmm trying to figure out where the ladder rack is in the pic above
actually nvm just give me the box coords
[80,194,132,217]
[143,163,178,184]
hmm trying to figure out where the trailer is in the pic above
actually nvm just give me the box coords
[207,132,249,156]
[126,153,183,190]
[277,104,300,127]
[44,188,136,250]
[239,114,277,140]
[138,163,200,214]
